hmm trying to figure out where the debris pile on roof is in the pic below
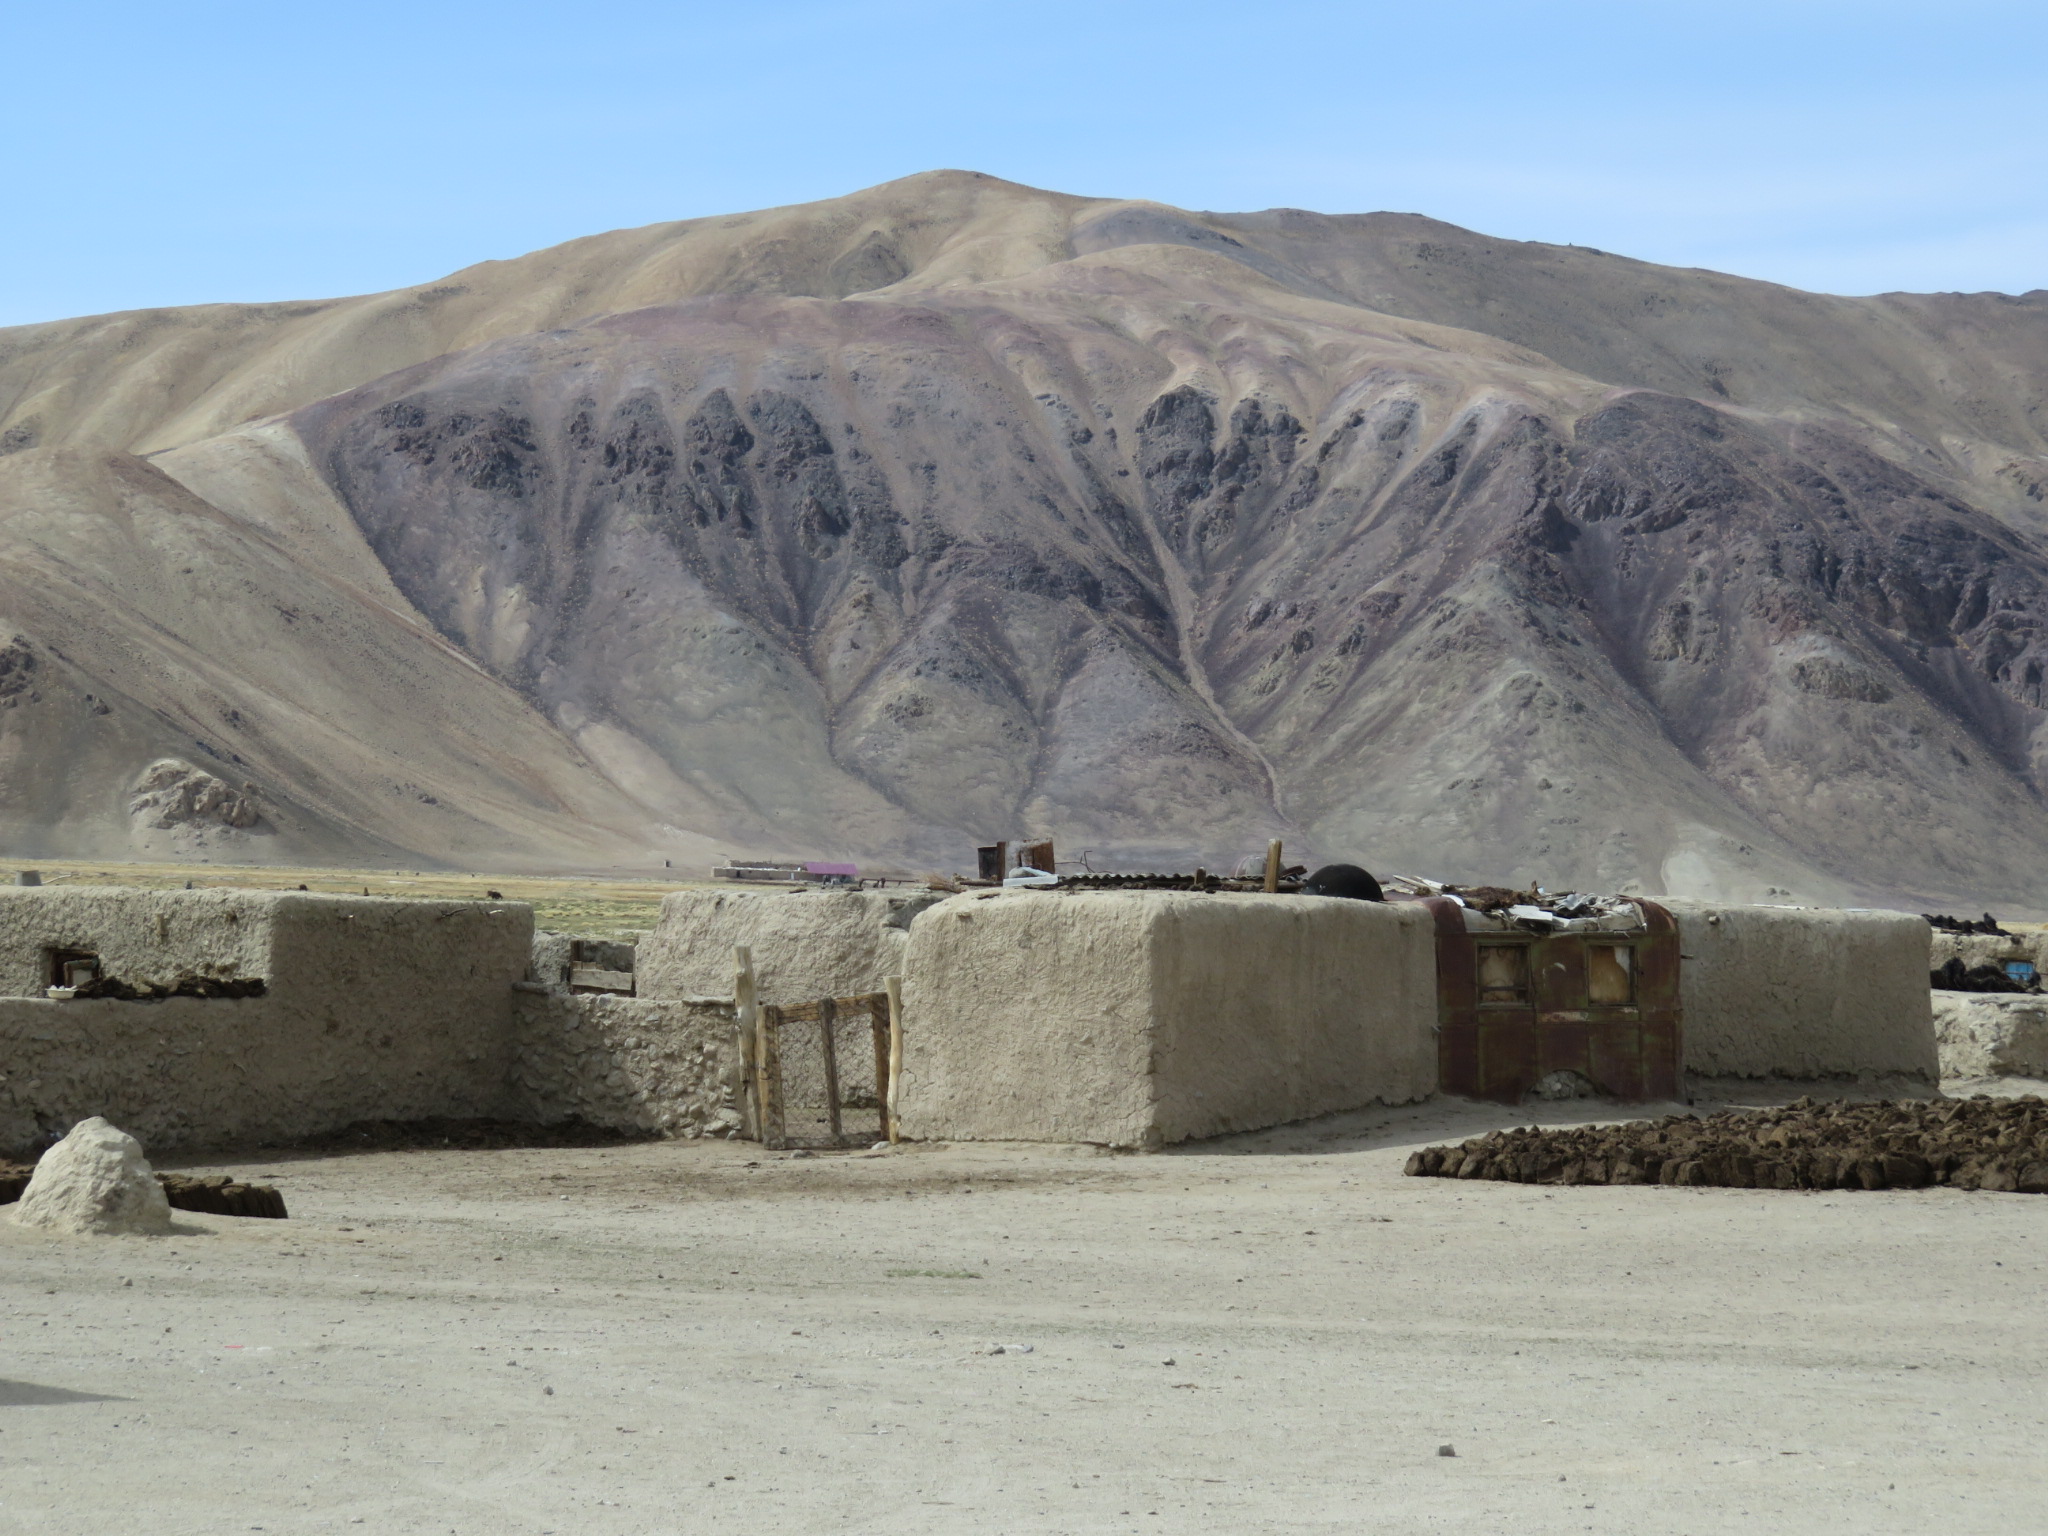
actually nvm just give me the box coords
[1381,876,1649,933]
[1932,956,2039,995]
[1926,912,2010,936]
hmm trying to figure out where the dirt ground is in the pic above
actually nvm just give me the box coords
[3,1093,2044,1536]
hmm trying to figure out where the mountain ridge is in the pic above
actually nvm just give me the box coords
[1,173,2044,909]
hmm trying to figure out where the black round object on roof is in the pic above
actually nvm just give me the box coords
[1301,863,1384,901]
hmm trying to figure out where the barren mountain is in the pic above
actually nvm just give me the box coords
[2,171,2045,907]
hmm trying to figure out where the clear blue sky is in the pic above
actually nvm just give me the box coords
[4,0,2043,325]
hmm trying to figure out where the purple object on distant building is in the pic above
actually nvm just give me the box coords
[805,862,859,883]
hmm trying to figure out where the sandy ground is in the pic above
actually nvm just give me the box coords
[3,1095,2044,1536]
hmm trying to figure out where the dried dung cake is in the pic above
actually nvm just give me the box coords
[1406,1097,2048,1192]
[2,1158,287,1218]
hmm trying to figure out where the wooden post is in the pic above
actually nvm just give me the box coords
[1264,838,1283,894]
[734,945,759,1139]
[869,999,891,1145]
[755,1003,784,1150]
[818,996,843,1144]
[885,975,904,1144]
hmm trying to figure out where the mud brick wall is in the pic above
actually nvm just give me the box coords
[1661,900,1936,1082]
[898,890,1438,1148]
[507,993,744,1138]
[0,888,530,1152]
[636,888,937,1004]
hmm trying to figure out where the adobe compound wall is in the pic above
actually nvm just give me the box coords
[1661,900,1937,1084]
[1932,992,2048,1081]
[0,887,531,1152]
[636,888,940,1004]
[506,993,745,1138]
[897,890,1438,1148]
[2,884,1951,1157]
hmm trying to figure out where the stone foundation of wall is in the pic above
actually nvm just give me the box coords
[507,993,744,1138]
[1933,991,2048,1080]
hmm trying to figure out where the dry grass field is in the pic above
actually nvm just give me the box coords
[5,858,718,940]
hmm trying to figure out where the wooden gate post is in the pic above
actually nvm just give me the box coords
[884,976,904,1144]
[755,1003,785,1149]
[817,996,843,1143]
[734,944,760,1139]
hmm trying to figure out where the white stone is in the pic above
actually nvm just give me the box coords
[13,1117,174,1236]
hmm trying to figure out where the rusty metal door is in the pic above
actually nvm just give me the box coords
[1426,897,1681,1104]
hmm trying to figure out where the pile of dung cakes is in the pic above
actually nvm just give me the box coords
[1406,1096,2048,1192]
[2,1156,286,1217]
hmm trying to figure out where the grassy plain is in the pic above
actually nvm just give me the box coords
[6,858,712,940]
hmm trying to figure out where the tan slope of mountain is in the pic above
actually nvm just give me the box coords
[0,442,727,869]
[2,175,2045,905]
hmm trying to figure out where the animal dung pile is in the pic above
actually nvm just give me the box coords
[155,1173,288,1219]
[1,1158,287,1218]
[1405,1097,2048,1193]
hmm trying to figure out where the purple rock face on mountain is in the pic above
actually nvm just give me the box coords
[2,172,2046,907]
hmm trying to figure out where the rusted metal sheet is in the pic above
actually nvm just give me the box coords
[1428,897,1682,1104]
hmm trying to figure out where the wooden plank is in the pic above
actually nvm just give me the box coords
[568,965,635,994]
[884,976,903,1144]
[769,992,887,1026]
[734,945,758,1140]
[869,996,891,1144]
[817,996,841,1143]
[1263,838,1282,893]
[756,1004,785,1150]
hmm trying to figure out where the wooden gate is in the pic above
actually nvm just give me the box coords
[1426,897,1682,1104]
[754,992,899,1150]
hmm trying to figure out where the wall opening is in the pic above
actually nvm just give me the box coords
[1586,944,1634,1006]
[1476,943,1530,1006]
[46,948,98,990]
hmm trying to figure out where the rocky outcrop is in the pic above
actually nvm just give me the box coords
[128,758,261,832]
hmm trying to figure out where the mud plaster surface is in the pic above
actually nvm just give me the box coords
[0,890,531,1151]
[901,890,1436,1147]
[1,1087,2041,1536]
[636,888,934,1005]
[1933,992,2048,1078]
[1663,900,1937,1081]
